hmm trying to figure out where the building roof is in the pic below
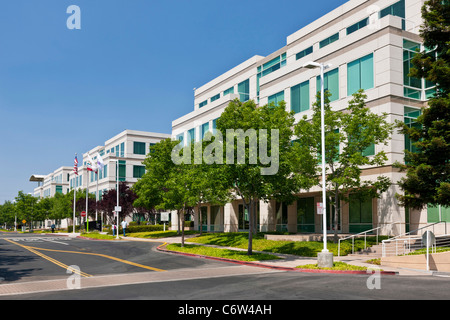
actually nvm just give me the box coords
[29,174,45,182]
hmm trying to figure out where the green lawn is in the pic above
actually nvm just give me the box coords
[165,243,281,262]
[187,232,385,257]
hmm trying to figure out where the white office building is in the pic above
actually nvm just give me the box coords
[171,0,447,236]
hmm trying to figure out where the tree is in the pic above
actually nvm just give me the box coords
[396,0,450,208]
[14,191,39,231]
[99,182,137,224]
[294,90,394,242]
[215,99,309,255]
[0,201,16,227]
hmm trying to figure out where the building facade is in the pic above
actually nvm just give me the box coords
[171,0,446,236]
[30,129,171,229]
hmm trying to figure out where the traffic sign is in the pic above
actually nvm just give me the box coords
[81,211,86,217]
[115,206,122,212]
[22,220,26,224]
[316,202,323,215]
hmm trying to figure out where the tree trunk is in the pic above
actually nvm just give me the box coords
[247,199,253,256]
[181,205,186,247]
[333,184,340,244]
[177,209,181,235]
[198,203,202,236]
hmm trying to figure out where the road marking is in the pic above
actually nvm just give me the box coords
[3,238,166,273]
[4,239,92,278]
[24,245,167,273]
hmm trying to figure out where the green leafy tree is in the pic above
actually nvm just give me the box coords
[215,99,309,255]
[0,201,16,228]
[14,191,39,230]
[294,90,394,242]
[396,0,450,208]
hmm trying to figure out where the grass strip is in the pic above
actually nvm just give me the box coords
[165,243,282,262]
[188,232,386,257]
[295,262,369,271]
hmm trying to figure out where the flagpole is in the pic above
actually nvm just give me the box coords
[96,170,99,222]
[73,154,77,234]
[86,162,89,233]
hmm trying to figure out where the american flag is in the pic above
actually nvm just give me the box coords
[73,154,78,176]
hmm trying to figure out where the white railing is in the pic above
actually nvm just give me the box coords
[382,221,450,257]
[337,222,402,257]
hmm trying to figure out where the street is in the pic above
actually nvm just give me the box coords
[1,232,450,304]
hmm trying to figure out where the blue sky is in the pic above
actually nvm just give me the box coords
[0,0,347,203]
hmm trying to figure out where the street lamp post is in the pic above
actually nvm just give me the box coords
[109,158,121,239]
[303,61,334,268]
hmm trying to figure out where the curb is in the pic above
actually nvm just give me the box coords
[156,243,398,275]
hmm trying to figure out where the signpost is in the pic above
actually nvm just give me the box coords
[316,202,323,215]
[422,231,435,271]
[161,212,169,231]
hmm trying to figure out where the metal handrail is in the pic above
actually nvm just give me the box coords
[337,222,402,257]
[381,221,449,257]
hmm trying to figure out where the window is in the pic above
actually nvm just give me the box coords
[291,80,309,113]
[133,142,146,155]
[404,107,422,157]
[347,53,374,96]
[176,133,184,145]
[133,165,145,178]
[201,122,209,140]
[223,86,234,96]
[211,93,220,103]
[212,118,218,134]
[297,197,315,232]
[268,90,285,107]
[316,68,339,102]
[380,0,405,20]
[120,142,125,157]
[275,202,288,232]
[238,79,250,102]
[238,204,249,230]
[319,33,339,48]
[403,39,422,99]
[296,46,313,60]
[258,53,287,78]
[118,160,126,182]
[427,205,450,223]
[257,53,287,98]
[349,194,373,233]
[56,185,63,194]
[199,100,208,108]
[187,128,195,144]
[346,17,369,35]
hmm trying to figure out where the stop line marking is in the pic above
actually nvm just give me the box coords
[3,237,70,245]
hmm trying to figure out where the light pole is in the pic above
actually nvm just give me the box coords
[109,158,121,239]
[303,60,333,268]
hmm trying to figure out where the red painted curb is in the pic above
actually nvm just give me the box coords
[156,243,398,276]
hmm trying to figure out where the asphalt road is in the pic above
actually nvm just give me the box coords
[1,232,450,304]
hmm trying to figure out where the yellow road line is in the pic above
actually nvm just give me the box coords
[13,242,167,273]
[4,239,92,278]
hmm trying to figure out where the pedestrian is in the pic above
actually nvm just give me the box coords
[51,223,55,233]
[121,219,128,237]
[112,222,117,237]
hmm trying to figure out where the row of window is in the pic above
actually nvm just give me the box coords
[268,53,374,113]
[133,141,156,155]
[196,0,406,110]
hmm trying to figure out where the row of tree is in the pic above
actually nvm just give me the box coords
[133,89,394,254]
[0,183,156,231]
